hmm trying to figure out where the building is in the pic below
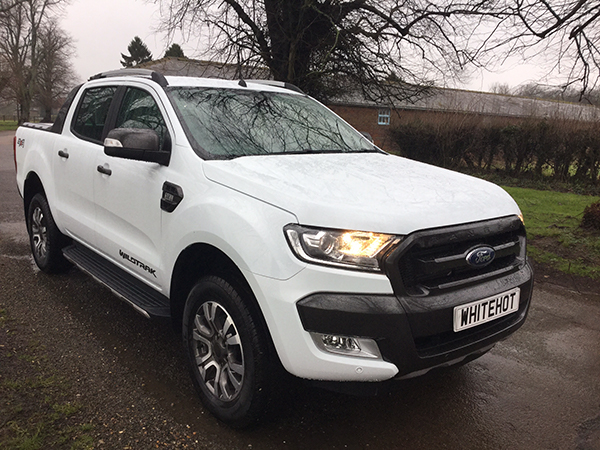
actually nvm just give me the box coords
[141,57,600,151]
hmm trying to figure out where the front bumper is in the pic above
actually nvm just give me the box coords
[296,262,533,378]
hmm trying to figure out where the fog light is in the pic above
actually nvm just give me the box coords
[311,333,382,359]
[322,334,361,352]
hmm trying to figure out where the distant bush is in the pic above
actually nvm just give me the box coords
[581,200,600,231]
[389,113,600,187]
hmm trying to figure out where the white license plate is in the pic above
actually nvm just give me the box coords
[453,287,520,332]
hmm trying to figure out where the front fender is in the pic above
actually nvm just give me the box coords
[161,180,305,296]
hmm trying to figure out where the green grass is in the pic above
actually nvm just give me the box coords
[1,373,95,450]
[0,310,95,450]
[0,121,18,131]
[504,186,600,279]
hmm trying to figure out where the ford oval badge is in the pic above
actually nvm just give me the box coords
[466,246,495,268]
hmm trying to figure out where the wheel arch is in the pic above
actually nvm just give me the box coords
[23,172,46,228]
[169,243,269,338]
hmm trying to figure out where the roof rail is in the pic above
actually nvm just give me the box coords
[89,69,169,88]
[246,80,304,94]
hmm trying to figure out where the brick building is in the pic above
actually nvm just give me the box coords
[328,86,600,151]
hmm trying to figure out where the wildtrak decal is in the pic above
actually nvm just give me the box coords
[119,249,157,278]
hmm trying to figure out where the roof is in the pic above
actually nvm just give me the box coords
[332,85,600,121]
[140,57,600,121]
[138,57,271,80]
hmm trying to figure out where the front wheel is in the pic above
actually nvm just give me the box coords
[183,276,274,427]
[27,193,71,273]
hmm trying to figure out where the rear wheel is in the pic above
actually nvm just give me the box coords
[183,275,273,427]
[27,193,71,273]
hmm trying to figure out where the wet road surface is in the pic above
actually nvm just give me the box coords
[2,131,600,449]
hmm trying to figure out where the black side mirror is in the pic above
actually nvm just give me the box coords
[104,128,171,166]
[360,131,374,144]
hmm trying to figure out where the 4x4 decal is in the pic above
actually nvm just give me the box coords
[119,249,157,278]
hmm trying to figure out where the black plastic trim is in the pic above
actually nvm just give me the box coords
[297,293,405,338]
[96,165,112,176]
[296,262,533,378]
[161,182,184,212]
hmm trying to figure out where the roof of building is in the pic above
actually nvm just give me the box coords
[138,57,270,80]
[140,57,600,121]
[332,86,600,121]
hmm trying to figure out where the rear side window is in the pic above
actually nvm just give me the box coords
[72,86,117,143]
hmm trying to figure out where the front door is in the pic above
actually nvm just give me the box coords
[93,86,172,289]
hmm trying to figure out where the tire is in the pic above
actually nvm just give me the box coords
[27,193,71,273]
[183,275,273,427]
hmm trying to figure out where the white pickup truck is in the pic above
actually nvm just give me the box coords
[14,69,533,426]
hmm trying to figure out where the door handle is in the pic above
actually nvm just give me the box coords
[97,165,112,176]
[58,150,69,159]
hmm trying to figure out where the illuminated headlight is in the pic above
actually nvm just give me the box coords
[284,224,400,271]
[518,212,525,225]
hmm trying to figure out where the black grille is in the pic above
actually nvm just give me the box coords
[383,216,526,296]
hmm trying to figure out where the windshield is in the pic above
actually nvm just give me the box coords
[167,87,377,159]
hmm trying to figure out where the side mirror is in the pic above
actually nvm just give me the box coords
[104,128,171,166]
[360,131,374,144]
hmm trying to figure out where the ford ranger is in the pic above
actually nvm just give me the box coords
[14,69,533,427]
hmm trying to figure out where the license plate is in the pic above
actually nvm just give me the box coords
[453,287,520,332]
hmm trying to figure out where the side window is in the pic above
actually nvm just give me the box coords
[72,86,118,143]
[115,88,168,148]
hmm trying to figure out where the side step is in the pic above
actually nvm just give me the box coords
[63,243,170,319]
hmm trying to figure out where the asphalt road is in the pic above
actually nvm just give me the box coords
[2,130,600,449]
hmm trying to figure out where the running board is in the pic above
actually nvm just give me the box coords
[63,244,170,319]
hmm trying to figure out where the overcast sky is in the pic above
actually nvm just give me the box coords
[60,0,546,92]
[60,0,198,80]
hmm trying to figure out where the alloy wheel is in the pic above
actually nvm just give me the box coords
[31,206,48,261]
[191,301,245,401]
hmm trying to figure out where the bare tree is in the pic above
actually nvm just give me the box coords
[157,0,507,102]
[157,1,600,102]
[0,0,66,122]
[36,18,77,122]
[513,81,600,105]
[482,1,600,98]
[490,82,513,95]
[0,0,26,14]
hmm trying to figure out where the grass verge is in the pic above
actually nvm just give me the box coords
[503,186,600,279]
[0,121,18,132]
[0,308,94,450]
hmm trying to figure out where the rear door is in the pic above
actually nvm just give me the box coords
[53,85,118,247]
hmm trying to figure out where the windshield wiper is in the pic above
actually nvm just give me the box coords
[298,148,381,154]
